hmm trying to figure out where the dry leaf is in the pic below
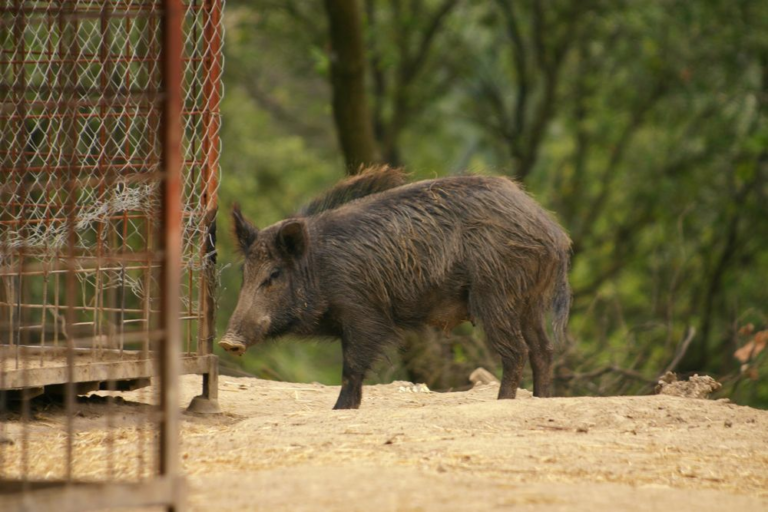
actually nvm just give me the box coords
[738,323,755,336]
[733,330,767,363]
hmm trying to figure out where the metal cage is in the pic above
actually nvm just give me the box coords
[0,0,222,509]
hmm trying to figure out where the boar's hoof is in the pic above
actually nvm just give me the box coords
[218,337,247,356]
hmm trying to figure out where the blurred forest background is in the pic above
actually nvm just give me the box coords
[213,0,768,407]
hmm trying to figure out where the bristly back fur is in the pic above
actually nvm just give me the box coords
[298,165,407,217]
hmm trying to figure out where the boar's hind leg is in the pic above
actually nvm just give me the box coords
[522,306,553,398]
[492,322,528,400]
[474,296,528,399]
[333,317,396,410]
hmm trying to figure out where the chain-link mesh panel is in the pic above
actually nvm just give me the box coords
[0,0,222,359]
[0,1,219,497]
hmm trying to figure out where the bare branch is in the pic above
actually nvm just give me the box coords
[695,174,760,367]
[365,0,387,143]
[574,84,665,245]
[661,327,697,376]
[240,80,326,140]
[557,365,656,386]
[515,64,558,181]
[269,0,326,44]
[382,0,461,163]
[493,0,529,140]
[510,0,586,181]
[562,38,593,216]
[404,0,461,83]
[531,0,547,70]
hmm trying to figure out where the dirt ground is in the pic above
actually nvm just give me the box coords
[2,374,768,511]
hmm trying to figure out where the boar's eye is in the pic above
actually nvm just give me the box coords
[260,268,282,289]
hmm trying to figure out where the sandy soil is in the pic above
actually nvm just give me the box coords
[2,374,768,511]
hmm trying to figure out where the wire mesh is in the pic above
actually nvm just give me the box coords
[0,0,222,503]
[0,0,221,352]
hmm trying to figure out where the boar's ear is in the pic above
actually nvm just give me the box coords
[232,204,258,253]
[277,220,307,260]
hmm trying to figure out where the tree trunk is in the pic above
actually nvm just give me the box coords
[323,0,379,174]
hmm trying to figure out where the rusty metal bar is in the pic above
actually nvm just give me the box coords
[61,0,79,480]
[0,2,209,14]
[158,0,183,507]
[200,0,221,358]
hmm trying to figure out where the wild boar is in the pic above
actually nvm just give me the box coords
[219,167,571,409]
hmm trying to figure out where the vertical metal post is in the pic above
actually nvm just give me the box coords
[62,0,78,482]
[160,0,184,509]
[201,0,222,356]
[184,0,222,414]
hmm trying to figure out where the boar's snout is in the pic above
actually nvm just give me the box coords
[218,316,270,356]
[218,332,248,356]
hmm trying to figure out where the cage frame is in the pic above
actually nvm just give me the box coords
[0,0,223,509]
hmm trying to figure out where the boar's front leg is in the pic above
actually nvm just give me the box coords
[333,314,396,410]
[334,357,365,410]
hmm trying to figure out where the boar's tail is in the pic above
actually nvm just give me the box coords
[551,253,571,346]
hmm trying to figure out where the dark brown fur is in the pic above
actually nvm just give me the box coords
[297,165,407,217]
[221,169,571,409]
